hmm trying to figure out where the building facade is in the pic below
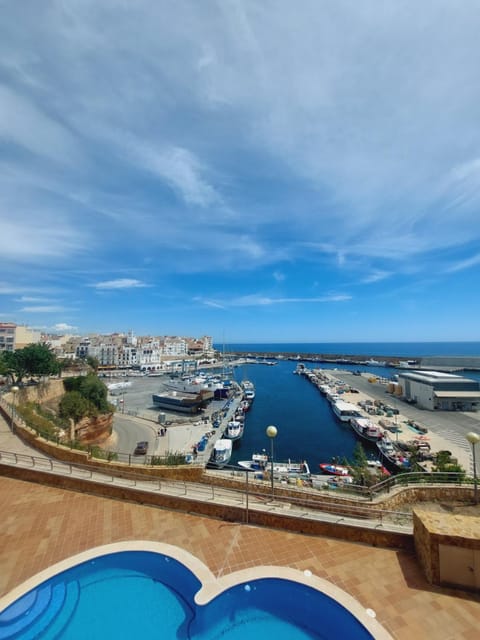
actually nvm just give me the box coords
[398,370,480,411]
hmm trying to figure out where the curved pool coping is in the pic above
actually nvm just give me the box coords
[0,541,393,639]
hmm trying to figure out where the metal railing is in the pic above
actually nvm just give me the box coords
[0,448,414,532]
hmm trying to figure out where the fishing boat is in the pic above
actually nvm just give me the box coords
[318,463,351,476]
[241,379,256,402]
[331,399,363,422]
[224,420,244,441]
[376,436,411,472]
[163,376,216,394]
[350,417,384,442]
[208,439,232,468]
[151,388,214,414]
[238,454,311,479]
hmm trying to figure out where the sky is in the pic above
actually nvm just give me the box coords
[1,0,480,344]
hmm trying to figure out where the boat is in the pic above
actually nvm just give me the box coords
[208,439,232,468]
[151,388,214,414]
[237,452,268,471]
[365,358,386,366]
[376,436,411,472]
[350,417,384,442]
[294,363,306,374]
[163,376,215,394]
[238,454,311,479]
[318,463,351,476]
[331,399,363,422]
[224,420,244,441]
[241,379,256,402]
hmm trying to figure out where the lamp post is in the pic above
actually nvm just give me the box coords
[10,385,19,433]
[266,425,277,499]
[466,432,480,505]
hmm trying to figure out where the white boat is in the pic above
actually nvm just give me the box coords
[224,420,244,441]
[238,454,310,479]
[350,417,384,442]
[241,379,256,401]
[208,439,232,468]
[365,358,386,366]
[331,399,362,422]
[164,376,221,395]
[237,452,268,471]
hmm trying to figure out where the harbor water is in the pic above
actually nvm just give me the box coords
[229,360,391,473]
[227,354,480,475]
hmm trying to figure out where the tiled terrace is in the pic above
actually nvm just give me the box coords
[1,475,479,639]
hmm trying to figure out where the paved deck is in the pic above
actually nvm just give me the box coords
[1,403,479,638]
[1,474,479,639]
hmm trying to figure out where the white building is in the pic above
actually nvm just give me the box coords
[398,370,480,411]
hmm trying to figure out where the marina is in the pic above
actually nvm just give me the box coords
[107,352,480,488]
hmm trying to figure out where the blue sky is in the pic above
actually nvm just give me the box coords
[1,1,480,344]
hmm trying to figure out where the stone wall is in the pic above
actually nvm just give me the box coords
[413,507,480,590]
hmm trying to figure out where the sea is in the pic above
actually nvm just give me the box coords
[213,342,480,474]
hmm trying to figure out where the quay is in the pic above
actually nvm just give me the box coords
[299,367,477,474]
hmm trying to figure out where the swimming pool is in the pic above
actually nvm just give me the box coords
[0,543,389,639]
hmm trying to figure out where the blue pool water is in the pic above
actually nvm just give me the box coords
[0,551,375,639]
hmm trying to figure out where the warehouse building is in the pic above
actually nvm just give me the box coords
[398,370,480,411]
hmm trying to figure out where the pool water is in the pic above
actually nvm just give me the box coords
[0,551,375,639]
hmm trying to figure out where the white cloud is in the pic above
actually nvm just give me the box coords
[52,323,77,332]
[21,305,67,313]
[91,279,149,290]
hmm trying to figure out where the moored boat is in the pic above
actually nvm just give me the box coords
[208,439,233,468]
[238,455,311,479]
[224,420,244,441]
[331,399,363,422]
[376,436,411,472]
[350,417,384,442]
[319,462,351,476]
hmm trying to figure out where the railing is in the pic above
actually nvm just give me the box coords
[0,448,414,532]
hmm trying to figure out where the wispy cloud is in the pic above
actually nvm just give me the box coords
[361,271,391,284]
[197,293,351,308]
[445,253,480,274]
[20,305,67,313]
[91,279,149,290]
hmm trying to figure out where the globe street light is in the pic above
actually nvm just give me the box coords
[266,425,277,499]
[10,385,19,433]
[466,432,480,505]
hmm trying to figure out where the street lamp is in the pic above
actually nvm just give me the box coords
[466,432,480,504]
[266,425,277,499]
[10,385,19,433]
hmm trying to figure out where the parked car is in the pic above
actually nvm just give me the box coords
[134,441,149,455]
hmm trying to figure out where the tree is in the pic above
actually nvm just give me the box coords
[0,343,60,384]
[352,442,368,467]
[63,374,110,413]
[59,391,90,440]
[86,356,100,372]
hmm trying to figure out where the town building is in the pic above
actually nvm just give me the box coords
[0,323,41,352]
